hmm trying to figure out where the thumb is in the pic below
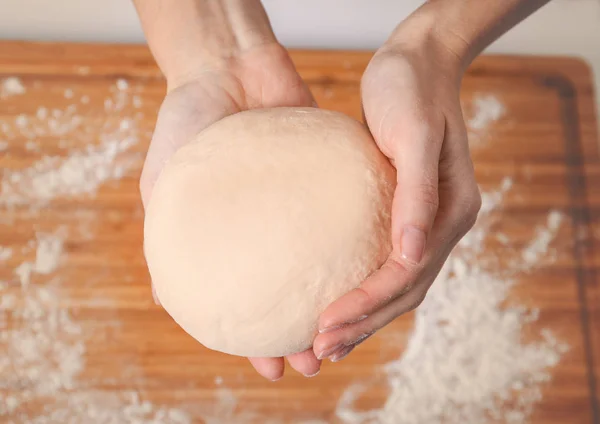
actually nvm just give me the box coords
[386,112,445,265]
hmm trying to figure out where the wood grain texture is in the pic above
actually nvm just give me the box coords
[0,42,599,423]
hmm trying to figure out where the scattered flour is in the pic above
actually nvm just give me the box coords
[116,78,129,91]
[0,77,192,423]
[25,140,39,151]
[15,114,28,129]
[0,79,568,423]
[37,391,191,424]
[521,211,563,266]
[133,95,143,108]
[336,184,567,424]
[1,231,85,417]
[197,388,270,424]
[36,107,48,120]
[467,94,506,146]
[1,136,137,206]
[0,80,143,208]
[77,66,91,75]
[1,77,26,98]
[0,246,12,261]
[0,230,191,423]
[468,94,506,130]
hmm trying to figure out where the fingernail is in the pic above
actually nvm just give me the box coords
[316,343,344,360]
[318,324,342,334]
[303,369,320,378]
[401,226,426,264]
[329,345,355,363]
[319,315,368,334]
[351,331,375,346]
[270,375,283,382]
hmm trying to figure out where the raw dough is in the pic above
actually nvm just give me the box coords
[144,107,396,357]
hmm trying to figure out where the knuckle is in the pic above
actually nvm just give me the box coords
[406,292,427,313]
[385,257,417,294]
[352,286,377,312]
[455,186,482,233]
[465,188,483,225]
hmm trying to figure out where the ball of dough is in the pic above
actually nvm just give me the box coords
[144,107,395,357]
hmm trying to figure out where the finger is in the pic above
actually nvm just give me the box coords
[389,115,445,266]
[286,349,322,377]
[316,214,474,360]
[317,210,462,336]
[318,256,415,333]
[330,344,355,363]
[314,282,432,362]
[319,107,444,330]
[314,326,374,361]
[247,357,285,381]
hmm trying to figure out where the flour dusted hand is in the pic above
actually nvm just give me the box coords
[144,108,395,357]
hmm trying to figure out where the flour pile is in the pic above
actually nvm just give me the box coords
[0,230,85,417]
[0,230,190,423]
[0,77,191,423]
[0,79,142,208]
[334,97,568,423]
[336,182,567,424]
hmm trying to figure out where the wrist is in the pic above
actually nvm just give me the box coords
[163,54,228,92]
[382,4,475,80]
[165,41,292,94]
[387,0,551,73]
[135,0,278,91]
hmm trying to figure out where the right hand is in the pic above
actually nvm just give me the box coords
[139,42,321,381]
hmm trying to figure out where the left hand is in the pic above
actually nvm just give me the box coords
[313,19,482,362]
[139,42,321,381]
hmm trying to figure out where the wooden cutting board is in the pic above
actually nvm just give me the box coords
[0,41,599,423]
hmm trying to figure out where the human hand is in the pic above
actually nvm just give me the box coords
[313,14,482,362]
[139,42,321,381]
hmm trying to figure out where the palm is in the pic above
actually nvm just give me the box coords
[140,44,313,206]
[141,43,320,380]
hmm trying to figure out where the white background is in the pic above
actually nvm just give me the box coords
[1,0,599,112]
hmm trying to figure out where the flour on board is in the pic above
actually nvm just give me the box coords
[466,93,506,146]
[334,97,568,424]
[0,77,26,98]
[0,81,568,423]
[0,77,191,423]
[0,81,144,209]
[521,211,563,266]
[0,246,12,261]
[336,191,567,423]
[468,94,506,130]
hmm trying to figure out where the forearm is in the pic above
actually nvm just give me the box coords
[388,0,551,72]
[133,0,276,86]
